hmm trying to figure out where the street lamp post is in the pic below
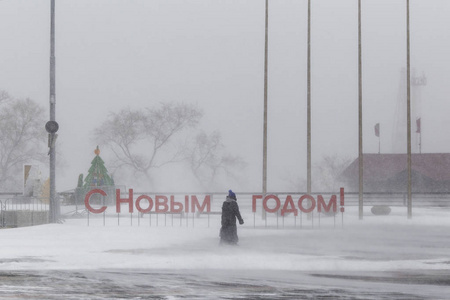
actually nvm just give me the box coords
[48,0,58,223]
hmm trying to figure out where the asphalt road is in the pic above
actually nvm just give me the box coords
[1,269,450,299]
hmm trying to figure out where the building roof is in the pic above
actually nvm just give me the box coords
[342,153,450,182]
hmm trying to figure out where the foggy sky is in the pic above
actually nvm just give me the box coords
[0,0,449,192]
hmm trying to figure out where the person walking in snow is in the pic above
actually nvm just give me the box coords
[220,190,244,245]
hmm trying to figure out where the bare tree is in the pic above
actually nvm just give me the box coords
[94,102,202,184]
[0,90,10,103]
[185,131,246,190]
[312,154,352,192]
[284,155,351,193]
[0,93,46,190]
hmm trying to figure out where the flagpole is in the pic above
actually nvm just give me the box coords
[374,123,380,153]
[417,118,422,154]
[378,135,380,154]
[419,133,421,153]
[418,130,421,154]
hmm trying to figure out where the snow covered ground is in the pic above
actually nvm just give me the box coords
[1,206,450,299]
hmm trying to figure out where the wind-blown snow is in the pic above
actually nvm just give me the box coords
[1,206,450,299]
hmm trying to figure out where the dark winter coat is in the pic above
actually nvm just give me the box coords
[220,196,244,245]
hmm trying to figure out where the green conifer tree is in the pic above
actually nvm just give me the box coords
[83,146,114,188]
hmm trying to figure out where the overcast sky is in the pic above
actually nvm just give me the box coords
[1,0,449,192]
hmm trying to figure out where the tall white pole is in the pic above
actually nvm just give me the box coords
[358,0,363,219]
[263,0,268,196]
[262,0,269,220]
[406,0,412,219]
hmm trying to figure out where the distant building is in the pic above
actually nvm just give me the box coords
[341,153,450,193]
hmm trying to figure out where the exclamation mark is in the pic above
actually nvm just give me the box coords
[340,187,345,212]
[185,195,190,213]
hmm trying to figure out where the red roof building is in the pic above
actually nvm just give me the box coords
[341,153,450,192]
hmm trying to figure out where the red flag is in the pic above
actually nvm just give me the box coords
[374,123,380,137]
[416,118,421,133]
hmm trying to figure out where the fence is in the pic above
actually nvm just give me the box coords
[0,195,50,228]
[2,190,447,228]
[60,190,450,228]
[343,191,450,207]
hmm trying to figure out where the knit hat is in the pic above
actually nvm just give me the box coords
[228,189,236,200]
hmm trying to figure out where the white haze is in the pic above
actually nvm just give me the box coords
[0,0,449,192]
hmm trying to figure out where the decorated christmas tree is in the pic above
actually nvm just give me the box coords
[83,146,114,188]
